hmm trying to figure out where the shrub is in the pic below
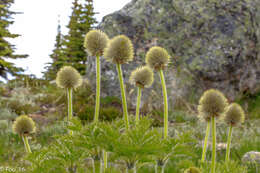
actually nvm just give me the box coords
[100,96,121,108]
[77,105,121,122]
[0,108,17,121]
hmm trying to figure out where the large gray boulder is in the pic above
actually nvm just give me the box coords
[86,0,260,111]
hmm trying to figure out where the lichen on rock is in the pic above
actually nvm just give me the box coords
[86,0,260,109]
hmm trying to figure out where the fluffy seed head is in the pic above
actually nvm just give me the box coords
[198,89,228,121]
[12,115,36,135]
[224,103,245,126]
[145,46,170,71]
[104,35,134,64]
[84,30,109,56]
[129,66,154,88]
[56,66,83,89]
[184,167,201,173]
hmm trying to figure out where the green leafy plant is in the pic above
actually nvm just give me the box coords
[153,130,196,173]
[100,117,161,173]
[26,133,86,173]
[12,115,36,153]
[77,105,121,123]
[84,30,109,170]
[104,35,134,130]
[68,118,107,172]
[84,29,108,123]
[145,46,170,139]
[223,103,245,162]
[129,66,154,124]
[198,89,228,173]
[56,66,82,135]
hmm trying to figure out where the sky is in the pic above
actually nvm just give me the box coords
[8,0,131,78]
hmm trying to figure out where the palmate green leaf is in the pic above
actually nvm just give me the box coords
[25,147,66,173]
[26,133,86,172]
[51,135,85,163]
[152,129,196,162]
[97,119,124,152]
[100,117,163,166]
[72,121,109,159]
[67,117,83,132]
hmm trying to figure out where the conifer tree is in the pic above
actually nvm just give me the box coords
[63,0,96,76]
[44,19,66,80]
[0,0,27,79]
[44,0,96,79]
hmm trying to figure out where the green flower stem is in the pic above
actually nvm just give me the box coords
[103,150,108,169]
[67,88,73,121]
[159,69,168,139]
[22,135,31,153]
[202,121,211,162]
[135,87,142,125]
[100,159,104,173]
[225,126,233,162]
[116,63,129,130]
[67,88,73,135]
[155,164,165,173]
[211,117,216,173]
[93,158,102,173]
[92,159,95,173]
[94,55,101,123]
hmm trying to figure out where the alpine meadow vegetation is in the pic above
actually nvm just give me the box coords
[5,28,256,173]
[3,0,260,172]
[2,16,258,173]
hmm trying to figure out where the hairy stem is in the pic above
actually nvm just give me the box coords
[211,117,216,173]
[94,55,101,123]
[100,158,103,173]
[225,125,233,162]
[92,158,95,173]
[159,69,168,139]
[135,87,142,125]
[22,135,31,153]
[67,88,73,121]
[116,63,129,130]
[103,150,108,170]
[202,121,211,162]
[93,158,102,173]
[67,88,73,135]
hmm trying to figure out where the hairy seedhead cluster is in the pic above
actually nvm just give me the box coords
[224,103,245,126]
[198,89,228,121]
[129,66,154,88]
[12,115,36,136]
[84,30,109,56]
[145,46,170,71]
[56,66,82,89]
[104,35,134,64]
